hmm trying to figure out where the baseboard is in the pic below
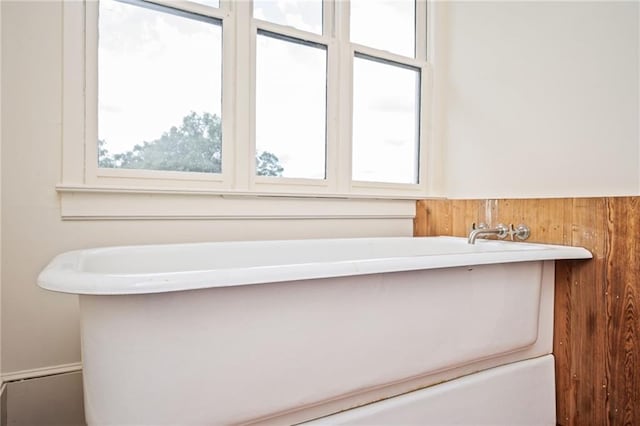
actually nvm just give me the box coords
[1,362,82,383]
[1,363,84,426]
[3,370,85,425]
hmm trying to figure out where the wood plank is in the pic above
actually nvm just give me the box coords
[494,198,523,231]
[555,259,575,425]
[451,200,484,237]
[427,199,452,236]
[413,200,428,237]
[521,198,572,244]
[449,200,469,237]
[551,198,578,425]
[605,197,639,425]
[565,198,608,425]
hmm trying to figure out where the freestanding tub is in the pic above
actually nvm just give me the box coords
[38,236,591,425]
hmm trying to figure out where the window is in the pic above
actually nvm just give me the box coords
[60,0,430,209]
[352,55,420,184]
[97,0,223,174]
[255,32,327,179]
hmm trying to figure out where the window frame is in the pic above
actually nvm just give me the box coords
[84,0,235,190]
[248,0,337,194]
[59,0,432,220]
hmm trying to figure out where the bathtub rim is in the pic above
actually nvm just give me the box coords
[37,236,591,296]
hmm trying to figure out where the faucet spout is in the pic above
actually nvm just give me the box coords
[468,223,510,244]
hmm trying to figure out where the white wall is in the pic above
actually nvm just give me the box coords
[0,0,413,379]
[433,1,640,199]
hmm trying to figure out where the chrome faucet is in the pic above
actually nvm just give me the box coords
[467,223,531,244]
[467,223,510,244]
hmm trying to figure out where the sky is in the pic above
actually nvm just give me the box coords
[98,0,419,184]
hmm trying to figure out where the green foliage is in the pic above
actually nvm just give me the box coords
[256,151,284,177]
[99,112,283,177]
[98,139,115,168]
[99,112,222,173]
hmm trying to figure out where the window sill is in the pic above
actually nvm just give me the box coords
[56,185,418,221]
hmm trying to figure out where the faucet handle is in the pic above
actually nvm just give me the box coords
[495,223,510,239]
[472,222,488,231]
[510,223,530,241]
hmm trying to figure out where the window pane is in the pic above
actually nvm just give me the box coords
[98,0,223,173]
[350,0,415,57]
[253,0,322,34]
[256,32,327,179]
[352,56,419,184]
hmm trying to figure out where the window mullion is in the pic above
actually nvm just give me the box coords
[323,0,334,37]
[233,0,253,191]
[323,0,338,192]
[219,0,236,189]
[415,0,428,61]
[325,45,339,192]
[334,0,352,194]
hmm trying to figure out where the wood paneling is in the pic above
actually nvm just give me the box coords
[568,198,608,425]
[414,197,640,426]
[605,198,639,425]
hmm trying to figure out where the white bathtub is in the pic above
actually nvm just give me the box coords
[38,236,591,425]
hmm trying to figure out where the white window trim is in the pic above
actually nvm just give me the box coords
[58,0,432,220]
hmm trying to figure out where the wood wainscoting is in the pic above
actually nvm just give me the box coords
[414,198,639,426]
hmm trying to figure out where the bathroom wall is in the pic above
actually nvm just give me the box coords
[0,1,413,421]
[430,1,640,198]
[415,198,640,426]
